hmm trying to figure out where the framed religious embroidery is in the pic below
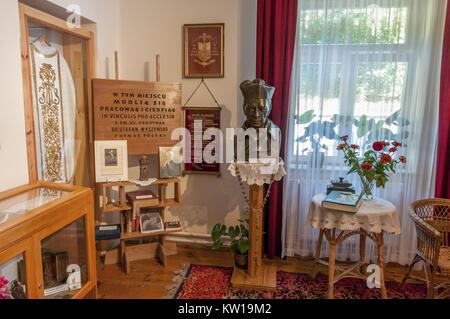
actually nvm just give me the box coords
[29,39,77,184]
[94,141,129,183]
[183,23,224,78]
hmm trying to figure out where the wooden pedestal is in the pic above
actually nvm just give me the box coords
[231,263,277,291]
[230,184,277,291]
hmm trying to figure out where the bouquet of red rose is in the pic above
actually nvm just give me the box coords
[337,136,407,200]
[0,275,10,299]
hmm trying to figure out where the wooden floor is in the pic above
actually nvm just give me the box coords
[97,243,417,299]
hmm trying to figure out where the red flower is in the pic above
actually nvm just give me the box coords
[372,141,385,152]
[399,156,407,163]
[392,141,402,147]
[361,162,373,170]
[337,144,346,151]
[350,144,360,149]
[0,276,8,287]
[381,154,392,164]
[0,276,8,300]
[340,135,349,142]
[389,147,398,153]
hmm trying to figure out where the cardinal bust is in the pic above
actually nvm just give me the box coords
[235,79,281,162]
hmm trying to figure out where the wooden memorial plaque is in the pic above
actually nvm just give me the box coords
[93,79,182,155]
[184,106,221,175]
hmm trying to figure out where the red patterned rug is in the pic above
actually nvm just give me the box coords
[168,264,430,299]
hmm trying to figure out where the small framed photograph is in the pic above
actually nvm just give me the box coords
[139,210,164,234]
[159,146,183,179]
[94,141,128,183]
[184,23,224,78]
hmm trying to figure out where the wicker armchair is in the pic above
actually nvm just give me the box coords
[401,199,450,298]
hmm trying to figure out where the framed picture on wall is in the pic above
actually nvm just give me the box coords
[183,23,224,78]
[94,140,128,183]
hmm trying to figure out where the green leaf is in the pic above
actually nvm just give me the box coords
[394,117,410,127]
[356,116,377,138]
[240,224,249,238]
[228,226,240,239]
[296,110,314,125]
[211,224,225,242]
[384,111,399,125]
[237,238,251,255]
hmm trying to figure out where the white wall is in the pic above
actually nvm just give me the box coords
[49,0,121,77]
[0,0,257,239]
[118,0,257,236]
[0,0,120,191]
[0,0,29,191]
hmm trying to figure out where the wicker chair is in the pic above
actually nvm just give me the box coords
[401,199,450,298]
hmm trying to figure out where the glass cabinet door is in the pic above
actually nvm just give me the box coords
[0,253,27,300]
[0,239,34,300]
[40,217,88,299]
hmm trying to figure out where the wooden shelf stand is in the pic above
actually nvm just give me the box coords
[97,178,181,274]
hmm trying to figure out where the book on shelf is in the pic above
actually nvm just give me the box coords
[165,220,182,231]
[95,224,121,240]
[322,191,363,213]
[126,190,158,202]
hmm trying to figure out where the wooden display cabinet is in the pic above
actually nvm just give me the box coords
[0,182,96,299]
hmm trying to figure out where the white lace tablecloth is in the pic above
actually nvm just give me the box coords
[228,158,286,186]
[308,193,401,234]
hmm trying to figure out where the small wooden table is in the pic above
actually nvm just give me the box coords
[309,194,401,299]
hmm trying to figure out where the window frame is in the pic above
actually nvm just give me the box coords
[292,0,417,165]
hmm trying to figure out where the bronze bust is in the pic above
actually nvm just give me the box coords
[235,79,281,162]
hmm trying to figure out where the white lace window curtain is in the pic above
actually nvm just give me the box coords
[283,0,447,265]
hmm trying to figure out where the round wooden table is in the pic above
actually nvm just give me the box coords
[308,193,401,299]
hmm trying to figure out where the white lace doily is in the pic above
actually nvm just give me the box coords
[228,158,287,186]
[308,193,401,234]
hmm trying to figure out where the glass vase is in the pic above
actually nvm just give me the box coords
[360,176,375,200]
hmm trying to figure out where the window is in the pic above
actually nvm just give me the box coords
[294,1,412,159]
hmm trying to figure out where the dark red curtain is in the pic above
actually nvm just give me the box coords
[256,0,298,258]
[436,3,450,199]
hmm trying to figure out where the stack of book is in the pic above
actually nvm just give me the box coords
[322,191,363,213]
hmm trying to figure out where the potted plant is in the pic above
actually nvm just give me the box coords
[337,135,407,200]
[211,220,250,269]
